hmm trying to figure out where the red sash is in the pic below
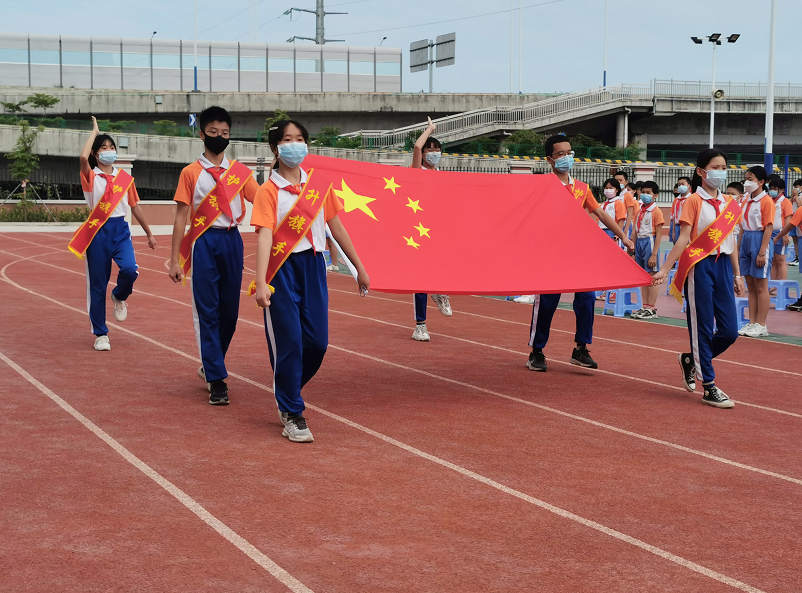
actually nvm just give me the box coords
[669,197,742,302]
[246,169,328,296]
[177,160,253,278]
[68,169,135,258]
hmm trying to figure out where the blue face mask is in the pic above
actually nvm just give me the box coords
[704,169,728,190]
[554,155,574,173]
[277,142,308,168]
[677,184,689,194]
[641,194,654,205]
[97,150,117,165]
[768,189,780,198]
[619,182,626,189]
[424,151,442,167]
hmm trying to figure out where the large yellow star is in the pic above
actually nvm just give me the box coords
[383,177,401,194]
[333,180,377,220]
[414,223,430,238]
[404,236,420,249]
[406,198,422,213]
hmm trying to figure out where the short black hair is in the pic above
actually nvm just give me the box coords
[678,176,692,185]
[746,165,768,183]
[640,180,659,194]
[544,134,569,157]
[794,178,802,187]
[199,106,232,133]
[627,182,639,192]
[614,170,629,181]
[769,178,786,190]
[602,177,619,190]
[88,134,116,169]
[267,119,310,146]
[728,181,744,193]
[422,136,442,150]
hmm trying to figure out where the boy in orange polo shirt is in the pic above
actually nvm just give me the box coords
[629,181,665,319]
[168,106,260,406]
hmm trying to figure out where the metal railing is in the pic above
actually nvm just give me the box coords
[343,84,654,148]
[654,79,802,98]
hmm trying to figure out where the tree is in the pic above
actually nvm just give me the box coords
[26,93,59,118]
[312,126,342,147]
[97,119,137,133]
[153,119,180,136]
[1,99,28,114]
[504,129,544,156]
[264,109,291,135]
[4,120,46,221]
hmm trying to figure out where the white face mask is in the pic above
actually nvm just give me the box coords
[603,188,617,199]
[743,180,760,194]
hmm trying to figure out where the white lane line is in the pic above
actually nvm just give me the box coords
[4,255,802,488]
[0,349,314,593]
[327,287,802,373]
[0,268,771,593]
[326,307,802,421]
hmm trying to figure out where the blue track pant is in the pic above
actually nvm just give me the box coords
[528,292,595,350]
[414,293,428,323]
[190,228,243,383]
[264,250,328,416]
[84,217,138,336]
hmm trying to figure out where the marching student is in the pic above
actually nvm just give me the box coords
[738,166,775,338]
[629,181,665,320]
[768,177,792,281]
[727,181,745,245]
[526,135,634,372]
[599,178,627,243]
[771,196,802,310]
[409,116,452,342]
[789,179,802,266]
[652,149,744,409]
[251,119,370,443]
[168,106,260,406]
[614,170,636,234]
[670,176,692,244]
[72,115,156,352]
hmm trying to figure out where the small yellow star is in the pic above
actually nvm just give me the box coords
[383,177,401,194]
[406,198,422,213]
[404,236,420,249]
[414,223,430,238]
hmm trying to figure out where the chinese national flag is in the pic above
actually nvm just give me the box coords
[304,154,651,295]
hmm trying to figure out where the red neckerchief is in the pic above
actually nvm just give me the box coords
[203,165,235,223]
[98,172,115,204]
[636,202,655,231]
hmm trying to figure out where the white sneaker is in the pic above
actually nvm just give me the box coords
[198,366,211,393]
[326,264,339,272]
[282,415,314,443]
[278,409,288,426]
[513,295,535,304]
[93,335,111,351]
[630,308,646,319]
[412,323,431,341]
[431,294,453,316]
[111,294,128,322]
[744,324,769,337]
[738,323,754,336]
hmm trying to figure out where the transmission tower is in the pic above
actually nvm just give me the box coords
[285,0,346,44]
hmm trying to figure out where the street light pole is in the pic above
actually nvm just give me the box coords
[764,0,777,172]
[193,0,198,91]
[603,0,607,87]
[709,41,717,148]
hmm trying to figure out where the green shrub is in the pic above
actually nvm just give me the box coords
[0,201,91,223]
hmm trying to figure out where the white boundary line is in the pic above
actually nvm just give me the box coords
[0,348,314,593]
[0,264,771,593]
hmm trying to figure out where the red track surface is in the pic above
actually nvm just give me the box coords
[1,232,800,593]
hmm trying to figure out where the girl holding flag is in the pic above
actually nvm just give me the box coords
[73,116,156,351]
[251,120,369,443]
[652,149,744,409]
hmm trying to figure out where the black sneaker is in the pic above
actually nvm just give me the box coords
[209,379,229,406]
[787,297,802,312]
[702,385,734,409]
[570,345,598,369]
[678,353,696,392]
[526,349,547,372]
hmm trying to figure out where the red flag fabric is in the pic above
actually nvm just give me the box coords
[303,154,651,295]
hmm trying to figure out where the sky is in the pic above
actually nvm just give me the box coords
[3,0,798,94]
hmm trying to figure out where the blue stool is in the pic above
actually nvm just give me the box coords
[603,287,642,317]
[786,244,796,262]
[665,269,677,295]
[768,279,800,311]
[735,297,750,330]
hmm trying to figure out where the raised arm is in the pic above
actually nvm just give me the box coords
[411,117,436,169]
[80,116,100,175]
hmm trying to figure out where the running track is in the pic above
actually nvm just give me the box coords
[1,232,800,593]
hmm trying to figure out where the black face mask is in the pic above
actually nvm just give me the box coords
[203,134,229,155]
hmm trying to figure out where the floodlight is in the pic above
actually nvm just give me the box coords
[727,34,740,43]
[691,36,703,44]
[709,33,721,42]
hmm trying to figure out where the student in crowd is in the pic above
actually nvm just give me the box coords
[409,117,452,342]
[74,116,157,352]
[770,198,802,311]
[526,135,634,373]
[326,234,340,272]
[652,149,743,409]
[599,178,627,243]
[629,181,665,320]
[672,184,680,199]
[670,176,692,244]
[168,106,260,405]
[614,170,636,234]
[789,179,802,266]
[727,181,745,246]
[738,165,775,338]
[768,177,792,281]
[251,119,370,443]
